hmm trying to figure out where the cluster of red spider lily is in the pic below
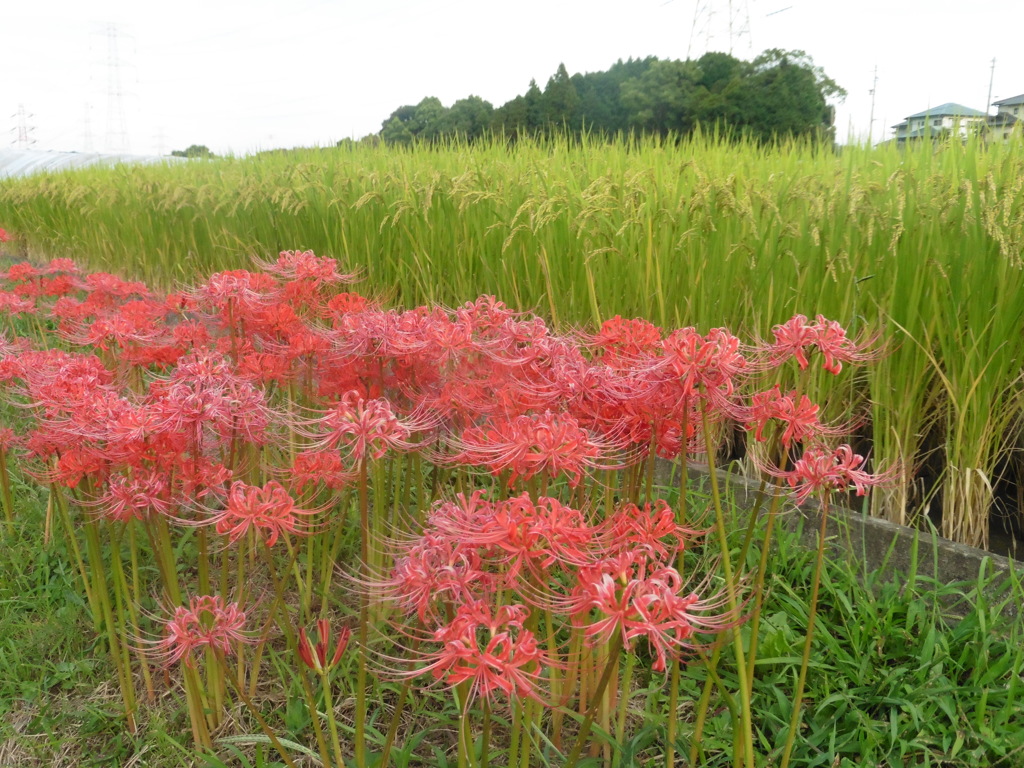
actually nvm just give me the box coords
[0,245,889,761]
[381,491,733,705]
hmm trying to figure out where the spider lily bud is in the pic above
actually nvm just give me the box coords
[298,619,351,674]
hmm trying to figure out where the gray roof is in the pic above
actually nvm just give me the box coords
[904,102,987,119]
[988,112,1018,125]
[898,126,944,140]
[993,93,1024,107]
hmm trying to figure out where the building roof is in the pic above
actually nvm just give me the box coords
[898,126,944,140]
[988,112,1019,126]
[904,103,987,119]
[993,93,1024,107]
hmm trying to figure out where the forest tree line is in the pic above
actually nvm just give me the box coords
[370,49,846,145]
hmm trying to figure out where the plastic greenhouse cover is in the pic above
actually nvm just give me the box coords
[0,148,184,179]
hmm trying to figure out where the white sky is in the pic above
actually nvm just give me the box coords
[4,0,1022,156]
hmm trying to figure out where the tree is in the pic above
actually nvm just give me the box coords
[381,98,449,142]
[375,50,844,145]
[440,96,494,141]
[524,79,545,132]
[542,63,579,128]
[743,50,846,142]
[620,59,701,136]
[170,144,215,158]
[380,116,414,146]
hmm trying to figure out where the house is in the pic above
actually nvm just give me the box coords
[993,93,1024,120]
[891,103,988,144]
[989,93,1023,142]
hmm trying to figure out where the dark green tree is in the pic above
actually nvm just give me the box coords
[380,116,414,146]
[542,63,579,128]
[620,59,701,136]
[170,144,215,158]
[743,49,846,142]
[524,79,545,131]
[440,96,494,141]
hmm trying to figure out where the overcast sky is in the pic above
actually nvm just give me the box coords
[4,0,1022,156]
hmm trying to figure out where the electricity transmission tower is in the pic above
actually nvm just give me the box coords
[12,104,36,149]
[104,23,130,152]
[688,0,753,59]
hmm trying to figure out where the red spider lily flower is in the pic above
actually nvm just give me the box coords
[596,500,705,563]
[290,450,352,491]
[0,228,11,243]
[656,327,748,399]
[407,600,549,706]
[255,250,357,285]
[592,315,663,369]
[82,272,149,300]
[324,291,371,320]
[812,315,880,374]
[746,386,840,448]
[770,443,894,504]
[384,530,496,623]
[768,314,817,370]
[449,410,612,487]
[151,595,251,667]
[149,354,275,445]
[567,556,738,672]
[297,619,351,674]
[3,262,38,282]
[768,314,879,375]
[95,470,172,523]
[426,492,593,583]
[206,480,317,546]
[293,391,421,462]
[44,258,78,274]
[0,291,36,316]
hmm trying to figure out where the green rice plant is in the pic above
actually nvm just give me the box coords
[4,133,1024,547]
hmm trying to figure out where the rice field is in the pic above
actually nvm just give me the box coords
[2,133,1024,550]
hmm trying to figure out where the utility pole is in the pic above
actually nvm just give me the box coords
[986,57,996,115]
[868,65,879,144]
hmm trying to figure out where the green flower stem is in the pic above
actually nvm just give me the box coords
[779,496,831,768]
[564,629,625,768]
[614,649,635,768]
[480,698,491,768]
[744,467,787,697]
[667,409,690,768]
[182,662,213,750]
[83,518,137,733]
[666,658,681,768]
[354,458,370,768]
[126,523,156,702]
[52,484,100,631]
[456,681,475,768]
[508,697,522,768]
[297,664,334,768]
[702,401,755,768]
[320,669,346,768]
[0,446,13,523]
